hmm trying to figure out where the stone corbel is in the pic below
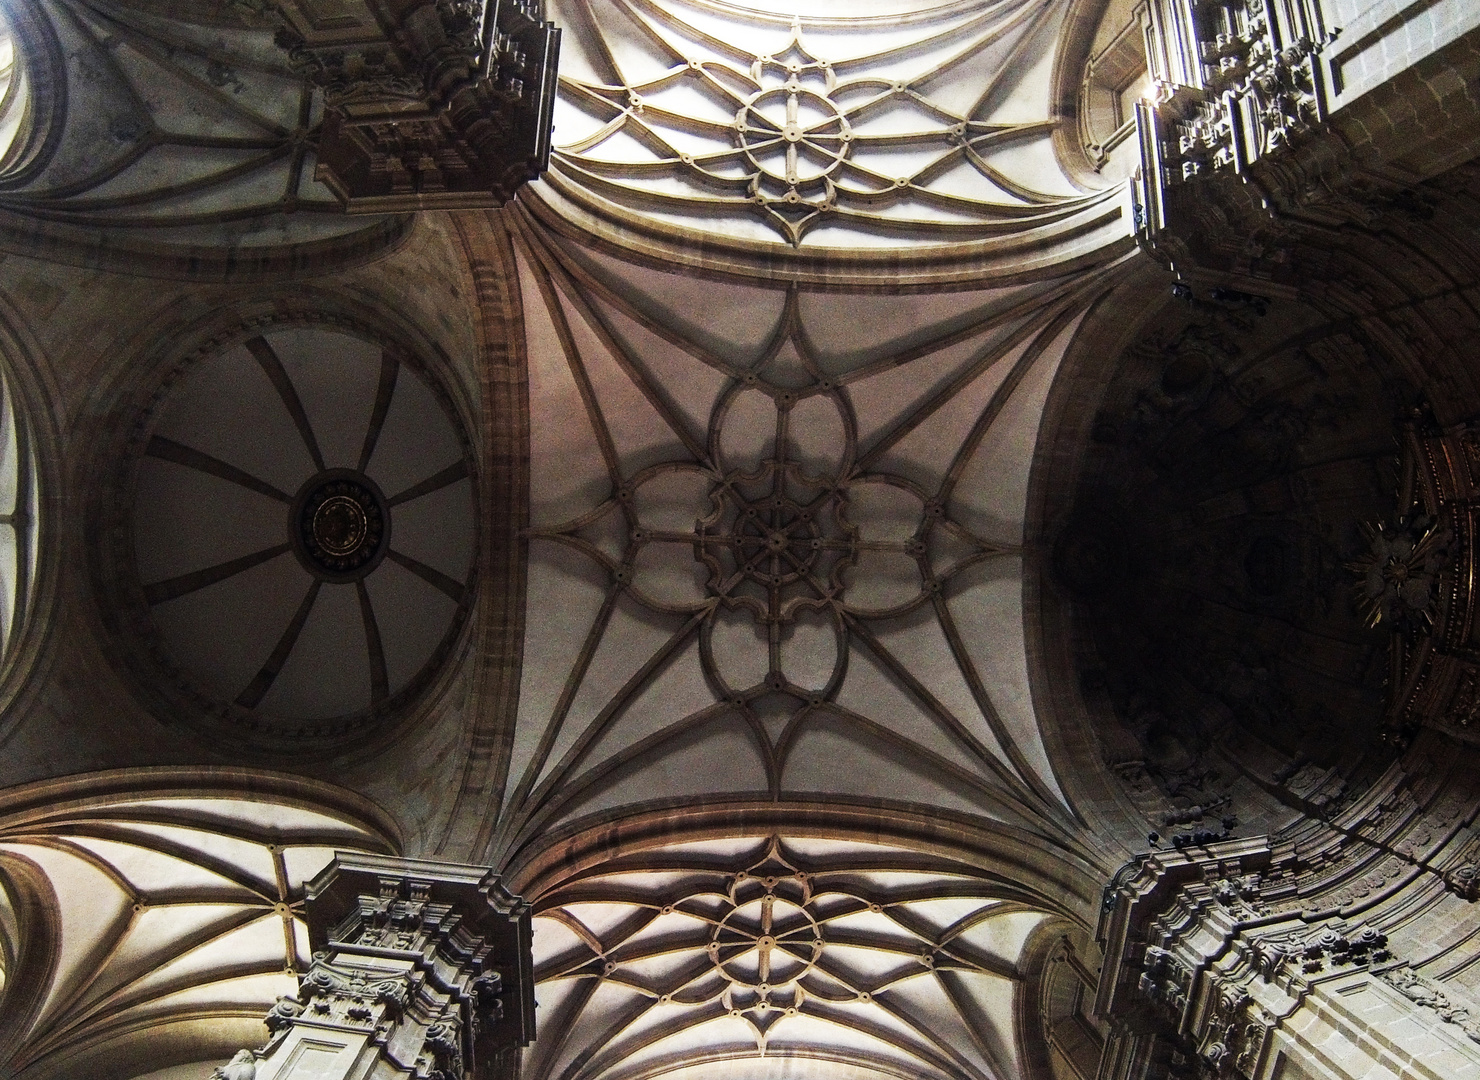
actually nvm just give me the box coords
[222,853,534,1080]
[236,0,560,209]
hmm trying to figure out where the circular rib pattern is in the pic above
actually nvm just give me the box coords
[129,323,476,731]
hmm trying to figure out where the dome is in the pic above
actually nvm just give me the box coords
[115,318,476,750]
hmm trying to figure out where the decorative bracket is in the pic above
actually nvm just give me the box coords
[225,853,534,1080]
[237,0,560,210]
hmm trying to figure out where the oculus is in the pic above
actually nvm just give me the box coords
[293,470,391,582]
[109,319,477,750]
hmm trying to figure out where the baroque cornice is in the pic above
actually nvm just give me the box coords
[1096,732,1480,1077]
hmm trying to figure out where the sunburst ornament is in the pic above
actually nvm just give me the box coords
[1348,517,1446,630]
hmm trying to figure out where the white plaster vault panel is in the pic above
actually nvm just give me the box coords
[0,0,394,247]
[538,0,1129,259]
[0,784,395,1078]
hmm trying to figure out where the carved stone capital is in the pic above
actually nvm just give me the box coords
[237,854,534,1080]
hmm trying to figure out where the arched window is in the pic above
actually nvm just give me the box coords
[0,12,31,172]
[0,368,37,663]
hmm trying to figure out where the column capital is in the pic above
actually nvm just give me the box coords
[236,0,560,210]
[236,853,534,1080]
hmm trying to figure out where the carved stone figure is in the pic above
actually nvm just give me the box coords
[210,1050,257,1080]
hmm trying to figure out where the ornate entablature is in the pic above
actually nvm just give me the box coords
[1142,0,1325,183]
[1091,727,1480,1080]
[227,854,536,1080]
[1097,835,1461,1080]
[238,0,561,210]
[1126,0,1480,280]
[1129,0,1331,275]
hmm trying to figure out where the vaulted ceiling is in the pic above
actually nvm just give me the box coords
[4,0,1464,1077]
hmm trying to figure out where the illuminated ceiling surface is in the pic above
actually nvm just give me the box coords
[0,0,1138,1078]
[506,0,1125,1076]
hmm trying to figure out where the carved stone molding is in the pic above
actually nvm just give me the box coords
[239,0,560,210]
[1368,415,1480,748]
[229,853,534,1080]
[1095,784,1480,1080]
[1127,0,1475,284]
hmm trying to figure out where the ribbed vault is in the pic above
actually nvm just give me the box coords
[0,0,407,274]
[527,833,1076,1080]
[490,212,1130,870]
[532,0,1133,281]
[0,771,397,1080]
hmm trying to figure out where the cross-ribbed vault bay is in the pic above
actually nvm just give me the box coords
[0,0,1479,1079]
